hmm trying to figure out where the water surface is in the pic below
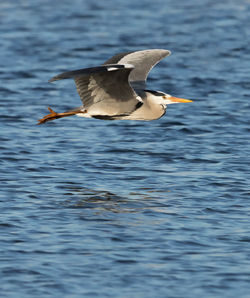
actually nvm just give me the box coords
[1,0,250,297]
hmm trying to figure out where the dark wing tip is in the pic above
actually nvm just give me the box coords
[49,73,66,82]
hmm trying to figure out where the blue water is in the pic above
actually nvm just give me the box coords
[1,0,250,297]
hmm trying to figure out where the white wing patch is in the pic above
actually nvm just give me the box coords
[107,64,134,72]
[107,67,118,71]
[124,63,134,69]
[136,95,143,102]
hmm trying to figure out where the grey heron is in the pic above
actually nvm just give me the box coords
[38,49,192,124]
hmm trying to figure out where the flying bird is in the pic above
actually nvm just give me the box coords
[38,49,192,124]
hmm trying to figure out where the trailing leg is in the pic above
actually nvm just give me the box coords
[37,107,82,124]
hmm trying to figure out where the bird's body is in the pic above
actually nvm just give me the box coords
[38,49,192,124]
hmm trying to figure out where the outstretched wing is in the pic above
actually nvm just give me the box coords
[49,64,143,116]
[103,49,171,88]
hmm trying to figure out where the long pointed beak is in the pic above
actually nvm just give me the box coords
[168,96,193,103]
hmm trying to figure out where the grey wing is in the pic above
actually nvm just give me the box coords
[103,49,171,87]
[49,64,142,116]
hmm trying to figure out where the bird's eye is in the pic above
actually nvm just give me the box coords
[163,96,167,99]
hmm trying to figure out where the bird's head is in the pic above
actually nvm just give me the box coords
[145,90,193,106]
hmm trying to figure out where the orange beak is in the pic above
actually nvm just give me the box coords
[168,96,193,103]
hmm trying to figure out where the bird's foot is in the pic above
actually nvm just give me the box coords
[37,107,61,125]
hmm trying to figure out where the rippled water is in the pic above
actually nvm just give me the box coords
[1,0,250,297]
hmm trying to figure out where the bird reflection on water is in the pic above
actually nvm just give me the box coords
[59,185,169,214]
